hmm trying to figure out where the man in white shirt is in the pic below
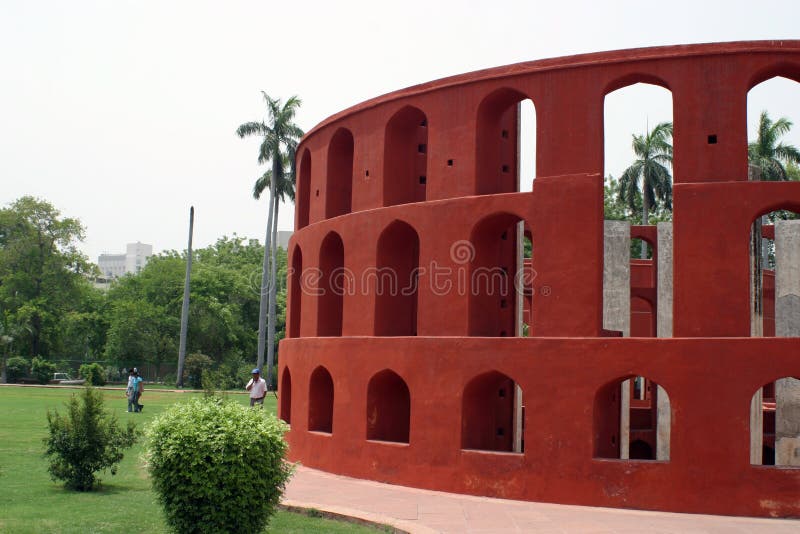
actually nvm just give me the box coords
[246,368,267,407]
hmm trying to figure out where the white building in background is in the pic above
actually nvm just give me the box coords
[98,242,153,278]
[277,230,293,250]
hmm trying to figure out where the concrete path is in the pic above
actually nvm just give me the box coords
[283,465,800,533]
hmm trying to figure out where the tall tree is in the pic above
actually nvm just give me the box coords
[253,154,296,377]
[618,121,674,258]
[0,197,94,357]
[236,94,303,387]
[748,110,800,182]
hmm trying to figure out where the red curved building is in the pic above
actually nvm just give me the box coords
[279,41,800,518]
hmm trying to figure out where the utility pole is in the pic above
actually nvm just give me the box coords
[176,206,194,387]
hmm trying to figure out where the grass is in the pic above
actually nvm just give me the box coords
[0,386,384,533]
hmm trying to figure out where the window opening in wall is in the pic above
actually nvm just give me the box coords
[447,159,454,166]
[297,149,311,229]
[751,377,800,467]
[604,82,673,238]
[366,369,410,443]
[374,220,420,336]
[594,375,670,461]
[419,176,426,185]
[326,128,354,218]
[308,366,334,434]
[317,232,345,337]
[280,368,292,424]
[476,91,535,195]
[707,134,718,144]
[384,106,428,207]
[749,211,799,338]
[462,371,523,453]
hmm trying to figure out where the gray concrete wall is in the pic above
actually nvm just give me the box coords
[775,220,800,466]
[604,221,630,459]
[656,223,673,461]
[657,223,673,338]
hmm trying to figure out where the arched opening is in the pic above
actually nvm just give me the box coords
[475,88,536,195]
[289,245,303,338]
[366,369,410,443]
[747,74,800,183]
[461,371,523,453]
[603,82,673,227]
[326,128,354,219]
[317,232,344,336]
[308,366,334,433]
[594,375,670,461]
[468,212,527,337]
[374,220,420,336]
[750,377,800,466]
[749,210,800,337]
[280,367,292,424]
[630,297,655,337]
[297,148,311,229]
[383,106,428,206]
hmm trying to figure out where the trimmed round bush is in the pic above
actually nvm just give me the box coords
[5,356,29,383]
[79,362,106,386]
[146,398,291,534]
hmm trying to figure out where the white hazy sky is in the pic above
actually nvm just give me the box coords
[2,0,799,262]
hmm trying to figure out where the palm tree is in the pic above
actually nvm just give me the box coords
[618,121,673,258]
[749,110,800,182]
[253,153,296,388]
[237,93,303,388]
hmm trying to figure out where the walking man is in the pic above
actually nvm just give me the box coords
[246,368,267,407]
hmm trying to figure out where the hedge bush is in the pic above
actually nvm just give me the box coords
[182,353,213,389]
[31,357,56,384]
[43,386,139,491]
[5,356,29,383]
[79,362,106,386]
[146,398,291,534]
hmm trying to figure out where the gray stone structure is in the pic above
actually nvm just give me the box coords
[656,222,673,461]
[775,220,800,466]
[603,221,630,458]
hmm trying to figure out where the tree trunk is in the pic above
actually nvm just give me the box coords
[256,156,279,371]
[266,195,279,390]
[176,206,194,387]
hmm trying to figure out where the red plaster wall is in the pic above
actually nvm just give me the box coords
[281,41,800,518]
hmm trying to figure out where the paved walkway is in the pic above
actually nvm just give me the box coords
[283,466,800,533]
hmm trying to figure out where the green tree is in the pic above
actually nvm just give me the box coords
[617,122,674,257]
[43,386,139,491]
[0,197,96,357]
[237,93,303,388]
[748,110,800,182]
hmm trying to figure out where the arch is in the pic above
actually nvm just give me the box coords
[475,88,533,195]
[630,296,655,338]
[289,244,303,338]
[308,366,334,433]
[383,106,428,206]
[326,128,354,218]
[374,220,420,336]
[468,211,527,336]
[603,81,673,220]
[366,369,411,443]
[461,370,522,452]
[317,232,344,336]
[594,374,669,461]
[280,367,292,424]
[603,73,671,95]
[297,149,311,228]
[747,63,800,91]
[750,376,800,466]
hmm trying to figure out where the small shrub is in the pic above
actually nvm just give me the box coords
[182,353,213,389]
[43,386,139,491]
[31,357,56,384]
[79,362,107,386]
[6,356,29,383]
[146,397,291,534]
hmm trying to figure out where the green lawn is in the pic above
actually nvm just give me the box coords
[0,386,384,533]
